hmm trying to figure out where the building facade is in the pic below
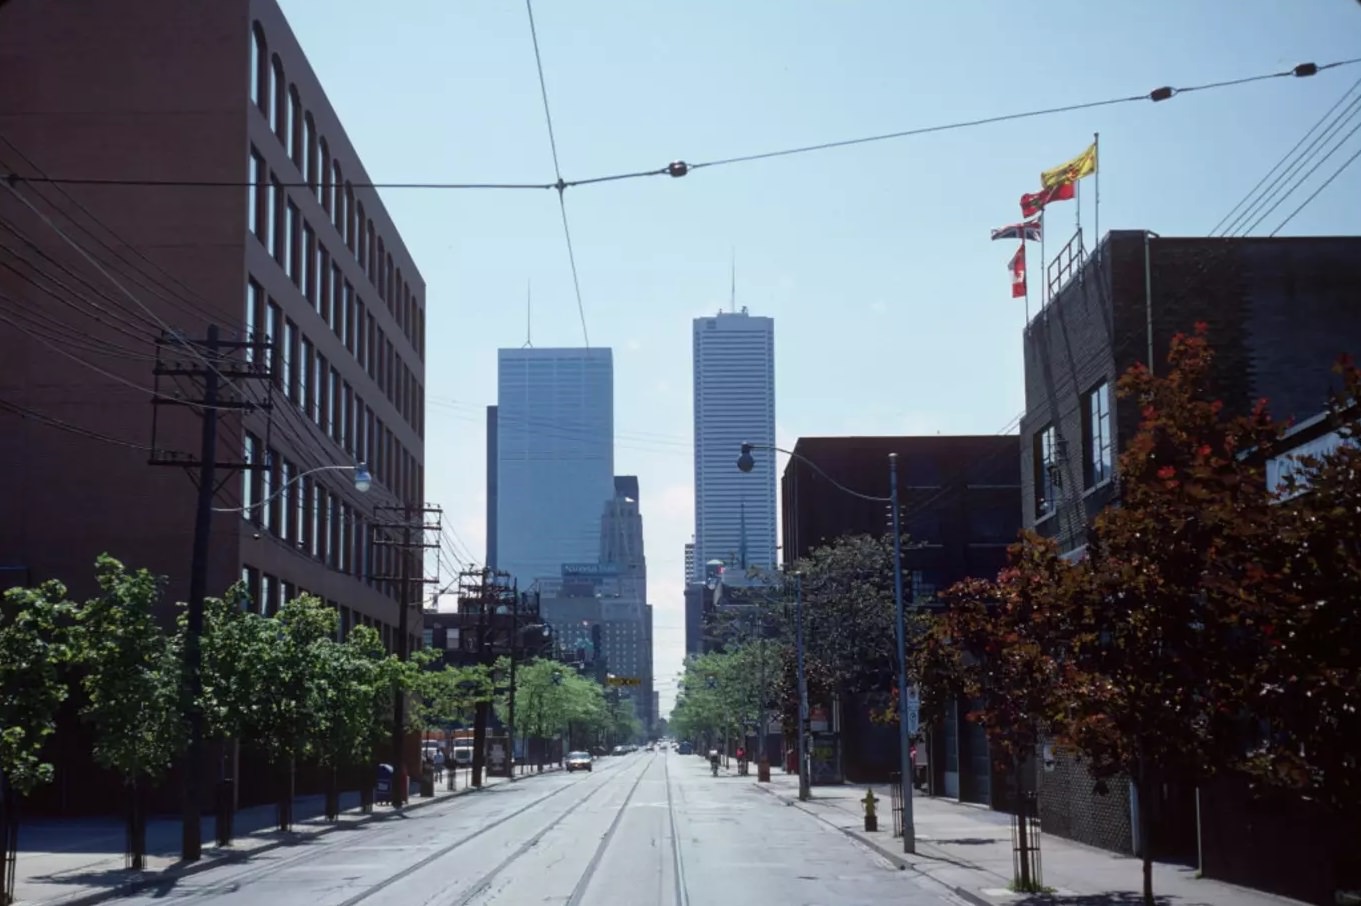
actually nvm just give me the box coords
[780,434,1021,796]
[599,483,646,604]
[494,347,614,588]
[692,308,776,574]
[684,540,696,584]
[1021,230,1361,863]
[0,0,426,812]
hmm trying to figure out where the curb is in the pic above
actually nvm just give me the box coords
[749,782,993,906]
[26,773,549,906]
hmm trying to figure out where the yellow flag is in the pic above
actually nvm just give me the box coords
[1040,142,1097,189]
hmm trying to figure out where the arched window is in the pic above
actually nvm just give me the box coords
[303,113,317,192]
[332,161,344,231]
[250,23,267,113]
[319,138,331,210]
[344,183,355,250]
[287,86,301,166]
[271,55,285,139]
[356,203,367,270]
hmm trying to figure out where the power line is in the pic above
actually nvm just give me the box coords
[5,57,1355,193]
[524,0,590,347]
[0,397,152,451]
[1270,141,1361,236]
[1211,75,1361,236]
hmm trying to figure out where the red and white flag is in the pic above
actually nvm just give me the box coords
[1009,244,1026,299]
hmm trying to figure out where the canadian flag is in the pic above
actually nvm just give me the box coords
[1009,243,1026,299]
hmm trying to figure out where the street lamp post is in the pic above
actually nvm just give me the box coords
[196,461,371,851]
[737,442,915,852]
[794,573,809,801]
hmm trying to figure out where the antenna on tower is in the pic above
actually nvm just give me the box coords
[522,280,533,348]
[730,247,736,312]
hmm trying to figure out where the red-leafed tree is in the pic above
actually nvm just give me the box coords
[1058,324,1284,905]
[1247,357,1361,820]
[925,534,1080,891]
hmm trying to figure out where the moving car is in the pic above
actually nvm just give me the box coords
[566,751,593,772]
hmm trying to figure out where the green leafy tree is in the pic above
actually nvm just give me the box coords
[74,556,183,868]
[0,581,73,906]
[235,594,336,828]
[311,623,391,818]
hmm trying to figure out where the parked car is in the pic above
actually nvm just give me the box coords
[566,751,593,772]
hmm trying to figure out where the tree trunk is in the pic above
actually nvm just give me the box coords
[1013,754,1034,891]
[324,766,340,822]
[1,773,18,906]
[276,760,294,831]
[125,778,146,871]
[1136,758,1155,906]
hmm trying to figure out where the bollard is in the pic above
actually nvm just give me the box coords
[862,788,879,833]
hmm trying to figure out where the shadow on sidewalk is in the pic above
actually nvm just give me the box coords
[1010,895,1174,906]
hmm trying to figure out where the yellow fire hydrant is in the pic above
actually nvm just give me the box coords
[862,788,879,832]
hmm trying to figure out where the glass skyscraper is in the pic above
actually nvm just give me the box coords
[495,347,614,588]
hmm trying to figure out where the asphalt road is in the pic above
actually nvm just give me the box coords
[117,751,965,906]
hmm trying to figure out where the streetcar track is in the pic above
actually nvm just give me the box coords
[447,754,655,906]
[338,759,629,906]
[663,751,690,906]
[179,763,616,900]
[563,754,655,906]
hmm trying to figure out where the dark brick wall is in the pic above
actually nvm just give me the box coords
[1036,746,1132,855]
[1021,230,1361,859]
[1022,231,1361,553]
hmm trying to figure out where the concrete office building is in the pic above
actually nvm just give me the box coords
[0,0,425,812]
[692,308,776,573]
[494,347,614,588]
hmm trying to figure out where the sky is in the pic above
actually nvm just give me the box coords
[275,0,1361,715]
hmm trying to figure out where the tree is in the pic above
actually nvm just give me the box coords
[791,535,899,698]
[0,581,73,906]
[1054,325,1283,905]
[311,623,391,819]
[928,536,1079,891]
[1247,356,1361,815]
[74,556,183,869]
[235,594,336,829]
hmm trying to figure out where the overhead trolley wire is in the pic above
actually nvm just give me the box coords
[3,57,1354,194]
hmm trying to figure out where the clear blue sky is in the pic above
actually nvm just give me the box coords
[277,0,1361,714]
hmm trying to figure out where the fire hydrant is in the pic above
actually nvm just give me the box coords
[862,788,879,832]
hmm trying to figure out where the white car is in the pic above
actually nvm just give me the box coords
[566,751,593,772]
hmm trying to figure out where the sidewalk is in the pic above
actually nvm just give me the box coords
[752,771,1308,906]
[12,765,556,906]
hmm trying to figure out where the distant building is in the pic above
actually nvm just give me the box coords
[600,481,646,604]
[692,308,776,573]
[781,434,1021,798]
[494,347,614,588]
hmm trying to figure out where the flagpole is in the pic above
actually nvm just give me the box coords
[1023,240,1031,323]
[1093,132,1101,253]
[1039,209,1047,310]
[1075,175,1082,242]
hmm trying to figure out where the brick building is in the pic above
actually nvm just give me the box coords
[780,435,1020,798]
[1021,230,1361,865]
[0,0,426,812]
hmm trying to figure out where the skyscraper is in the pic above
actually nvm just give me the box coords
[692,308,776,573]
[495,347,614,588]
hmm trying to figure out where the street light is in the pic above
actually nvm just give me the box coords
[736,441,916,853]
[212,461,373,514]
[190,459,371,850]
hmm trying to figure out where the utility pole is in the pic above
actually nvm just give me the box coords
[149,326,271,861]
[456,566,510,788]
[370,503,442,807]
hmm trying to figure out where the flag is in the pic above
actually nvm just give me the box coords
[1020,182,1075,217]
[991,218,1042,242]
[1009,244,1026,299]
[1040,142,1098,189]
